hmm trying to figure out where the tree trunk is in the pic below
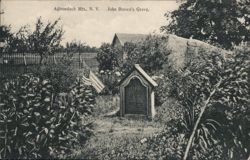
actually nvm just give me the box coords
[183,79,222,160]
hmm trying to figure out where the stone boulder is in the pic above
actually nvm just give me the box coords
[164,34,231,70]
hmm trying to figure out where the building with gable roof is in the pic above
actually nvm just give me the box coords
[112,33,148,47]
[119,64,157,118]
[111,33,148,60]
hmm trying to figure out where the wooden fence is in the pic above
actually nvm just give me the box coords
[0,53,99,78]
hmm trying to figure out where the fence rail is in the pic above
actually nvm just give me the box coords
[0,53,99,78]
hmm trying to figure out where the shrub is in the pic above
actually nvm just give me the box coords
[97,43,121,71]
[146,122,187,160]
[98,69,123,95]
[154,50,249,159]
[154,69,178,106]
[31,53,82,93]
[154,98,182,123]
[122,35,170,74]
[0,74,95,159]
[144,47,250,160]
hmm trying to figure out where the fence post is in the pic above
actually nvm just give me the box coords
[53,55,57,64]
[23,53,27,73]
[79,52,81,69]
[23,53,27,66]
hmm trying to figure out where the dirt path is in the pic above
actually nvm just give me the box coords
[92,117,162,135]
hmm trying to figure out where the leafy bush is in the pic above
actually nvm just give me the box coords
[31,53,82,93]
[154,77,171,106]
[152,49,250,159]
[137,46,249,160]
[97,43,121,71]
[154,67,179,106]
[145,121,187,160]
[98,69,123,95]
[145,121,227,160]
[154,98,182,123]
[0,74,95,159]
[122,35,170,74]
[181,52,249,159]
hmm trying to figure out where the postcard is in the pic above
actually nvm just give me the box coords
[0,0,249,159]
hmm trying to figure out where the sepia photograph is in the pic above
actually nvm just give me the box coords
[0,0,249,159]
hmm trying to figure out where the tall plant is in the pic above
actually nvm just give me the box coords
[173,51,250,159]
[0,74,95,159]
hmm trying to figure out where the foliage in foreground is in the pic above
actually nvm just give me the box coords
[150,47,250,159]
[0,74,95,159]
[180,50,249,160]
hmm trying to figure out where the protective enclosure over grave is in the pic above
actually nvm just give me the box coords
[119,64,157,118]
[125,78,147,115]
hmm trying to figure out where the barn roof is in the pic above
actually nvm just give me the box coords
[113,33,148,46]
[119,64,158,87]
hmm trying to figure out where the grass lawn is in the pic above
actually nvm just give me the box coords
[69,95,179,159]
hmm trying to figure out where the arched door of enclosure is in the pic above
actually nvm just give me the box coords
[125,77,147,115]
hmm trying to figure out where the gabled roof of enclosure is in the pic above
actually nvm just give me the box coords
[119,64,158,87]
[112,33,148,46]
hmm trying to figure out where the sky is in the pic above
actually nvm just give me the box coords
[2,0,179,47]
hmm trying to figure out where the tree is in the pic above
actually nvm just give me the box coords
[4,26,30,55]
[123,35,170,74]
[161,0,250,49]
[0,25,12,42]
[29,17,64,64]
[64,40,97,53]
[97,43,120,71]
[0,25,12,54]
[65,40,86,53]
